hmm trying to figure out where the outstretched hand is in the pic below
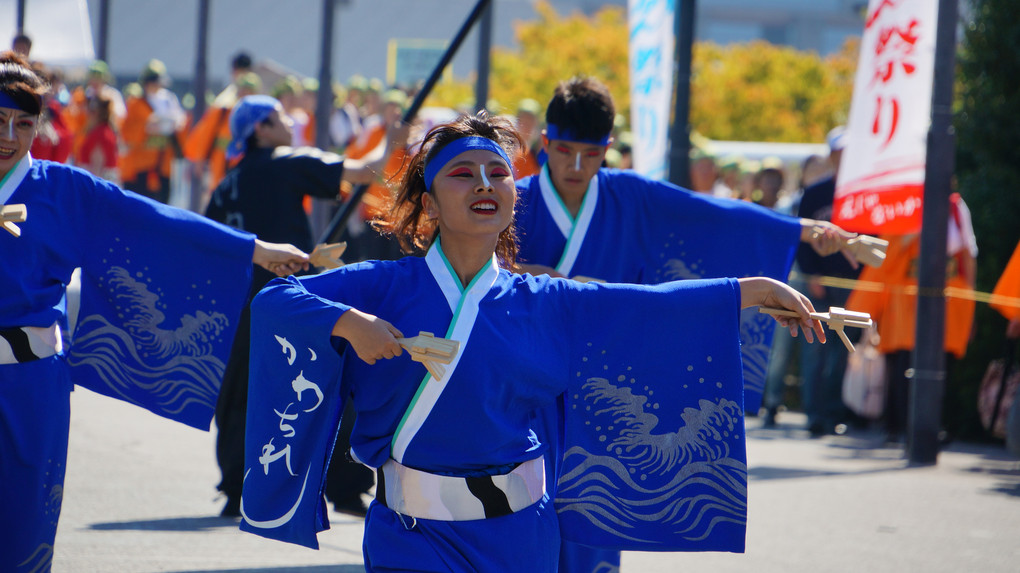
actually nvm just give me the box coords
[332,308,405,365]
[801,219,859,269]
[738,277,826,344]
[253,239,310,277]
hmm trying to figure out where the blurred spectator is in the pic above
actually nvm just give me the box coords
[848,193,977,443]
[689,149,717,193]
[121,59,187,204]
[714,155,741,199]
[513,97,543,178]
[329,81,364,151]
[271,76,308,147]
[64,60,126,156]
[299,77,320,147]
[11,33,31,58]
[185,71,262,194]
[736,159,760,201]
[800,153,832,189]
[205,94,409,517]
[795,126,859,436]
[75,95,120,182]
[28,62,73,163]
[751,166,784,209]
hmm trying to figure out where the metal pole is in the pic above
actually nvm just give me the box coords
[668,0,696,189]
[317,0,493,245]
[315,0,336,150]
[16,0,25,33]
[474,0,493,113]
[190,0,210,211]
[909,0,959,465]
[96,0,110,62]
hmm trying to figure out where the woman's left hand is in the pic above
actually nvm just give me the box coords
[253,239,310,277]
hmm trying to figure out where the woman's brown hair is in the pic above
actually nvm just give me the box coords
[0,50,48,116]
[375,113,524,270]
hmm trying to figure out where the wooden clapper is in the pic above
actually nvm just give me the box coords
[759,306,873,352]
[1,204,27,237]
[397,332,460,379]
[309,242,347,269]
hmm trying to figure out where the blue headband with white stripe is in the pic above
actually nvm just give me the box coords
[423,136,513,192]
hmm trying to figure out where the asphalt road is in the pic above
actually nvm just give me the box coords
[53,388,1020,572]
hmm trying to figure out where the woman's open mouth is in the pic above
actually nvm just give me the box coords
[471,199,498,214]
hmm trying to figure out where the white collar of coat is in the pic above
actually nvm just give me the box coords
[390,239,499,463]
[0,153,32,205]
[538,164,599,276]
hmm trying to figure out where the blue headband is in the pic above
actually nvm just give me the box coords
[226,95,280,160]
[545,123,611,146]
[0,92,25,112]
[423,136,513,192]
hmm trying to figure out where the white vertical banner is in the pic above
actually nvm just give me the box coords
[833,0,938,235]
[628,0,675,180]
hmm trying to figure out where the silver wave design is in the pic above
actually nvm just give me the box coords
[660,257,702,281]
[557,378,746,543]
[67,267,228,416]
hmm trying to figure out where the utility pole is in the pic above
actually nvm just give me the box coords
[96,0,110,62]
[909,0,959,465]
[16,0,25,33]
[190,0,210,211]
[474,0,493,113]
[668,0,697,189]
[315,0,337,151]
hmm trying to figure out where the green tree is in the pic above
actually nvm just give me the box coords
[691,39,857,142]
[951,0,1020,439]
[425,1,856,144]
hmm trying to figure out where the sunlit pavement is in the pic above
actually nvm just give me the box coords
[55,390,1020,572]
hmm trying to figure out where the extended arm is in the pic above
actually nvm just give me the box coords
[340,121,412,185]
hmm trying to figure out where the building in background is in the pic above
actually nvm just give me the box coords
[5,0,866,95]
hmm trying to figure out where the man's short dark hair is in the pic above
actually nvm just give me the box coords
[545,76,615,142]
[232,51,253,71]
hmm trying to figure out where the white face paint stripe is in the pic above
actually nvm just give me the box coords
[6,119,13,140]
[480,164,490,188]
[574,152,581,171]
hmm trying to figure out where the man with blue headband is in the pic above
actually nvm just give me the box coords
[514,76,869,573]
[205,94,409,518]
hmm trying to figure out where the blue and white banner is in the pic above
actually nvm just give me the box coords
[628,0,675,180]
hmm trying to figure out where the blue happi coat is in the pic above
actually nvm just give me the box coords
[1,156,254,570]
[241,241,749,569]
[1,156,254,427]
[516,166,801,411]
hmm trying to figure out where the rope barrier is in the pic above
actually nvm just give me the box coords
[788,271,1020,310]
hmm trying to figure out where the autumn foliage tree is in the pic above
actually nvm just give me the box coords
[426,1,857,144]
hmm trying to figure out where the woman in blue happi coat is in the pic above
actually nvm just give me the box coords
[0,51,310,571]
[241,113,826,571]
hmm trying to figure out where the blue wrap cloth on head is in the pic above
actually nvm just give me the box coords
[423,136,513,192]
[227,95,280,160]
[545,123,612,146]
[0,92,25,112]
